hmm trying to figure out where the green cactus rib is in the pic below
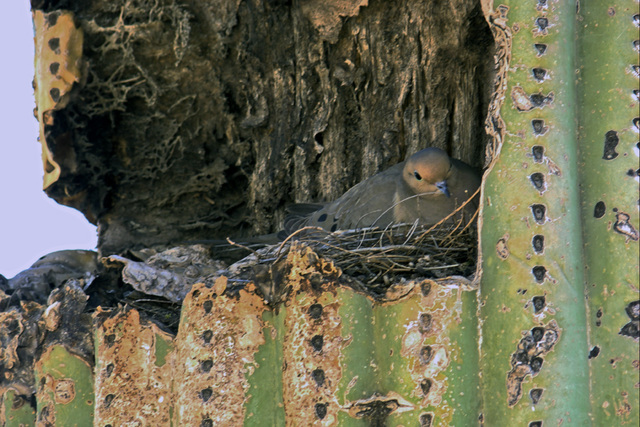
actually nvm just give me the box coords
[242,275,479,426]
[335,283,479,426]
[34,345,94,427]
[2,390,36,426]
[245,309,286,427]
[480,0,638,425]
[576,1,640,424]
[479,0,590,424]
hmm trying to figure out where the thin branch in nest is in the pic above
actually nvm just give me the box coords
[226,237,259,257]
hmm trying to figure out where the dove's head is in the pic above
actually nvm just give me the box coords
[403,147,452,197]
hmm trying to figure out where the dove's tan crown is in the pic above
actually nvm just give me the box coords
[402,147,453,196]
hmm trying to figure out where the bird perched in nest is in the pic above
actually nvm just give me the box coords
[283,147,481,236]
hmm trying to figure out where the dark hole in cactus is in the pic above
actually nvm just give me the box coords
[626,168,639,178]
[633,89,639,101]
[309,272,324,290]
[310,335,324,352]
[420,413,434,427]
[532,145,544,162]
[602,130,619,160]
[532,266,547,283]
[633,118,639,133]
[534,43,547,56]
[420,378,432,396]
[625,300,640,320]
[200,359,213,373]
[202,330,213,344]
[588,346,600,359]
[45,12,58,26]
[48,37,60,52]
[619,322,639,339]
[200,419,213,427]
[104,394,114,408]
[596,308,604,328]
[532,296,545,313]
[104,334,116,346]
[202,300,212,313]
[531,327,545,342]
[632,65,640,78]
[105,363,114,377]
[529,92,553,107]
[536,0,547,7]
[418,313,432,333]
[529,173,545,192]
[419,346,433,365]
[315,403,328,419]
[354,398,397,421]
[530,356,544,374]
[529,422,542,427]
[49,62,60,75]
[633,14,640,26]
[529,388,543,404]
[308,303,323,320]
[199,388,212,402]
[532,235,544,253]
[531,119,547,136]
[517,288,527,295]
[514,350,530,364]
[593,201,606,218]
[507,321,557,407]
[421,282,431,296]
[531,68,546,82]
[535,17,548,31]
[530,204,546,224]
[312,368,325,387]
[520,335,535,352]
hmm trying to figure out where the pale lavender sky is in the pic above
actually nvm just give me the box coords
[0,2,97,278]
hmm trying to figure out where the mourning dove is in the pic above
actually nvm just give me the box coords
[283,147,481,235]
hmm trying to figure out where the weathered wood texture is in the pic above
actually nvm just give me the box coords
[38,0,493,255]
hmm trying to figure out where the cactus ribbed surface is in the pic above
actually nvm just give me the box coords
[577,0,639,424]
[0,1,637,426]
[479,0,638,424]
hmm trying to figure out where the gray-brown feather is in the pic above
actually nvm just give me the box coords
[282,149,480,236]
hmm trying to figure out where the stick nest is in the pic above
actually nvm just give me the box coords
[226,203,479,298]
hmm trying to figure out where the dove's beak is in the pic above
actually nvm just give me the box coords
[436,180,451,197]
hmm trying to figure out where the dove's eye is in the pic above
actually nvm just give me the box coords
[414,171,422,181]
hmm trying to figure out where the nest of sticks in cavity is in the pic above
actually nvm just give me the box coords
[226,195,479,297]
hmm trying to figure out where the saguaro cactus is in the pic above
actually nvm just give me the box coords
[0,0,638,426]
